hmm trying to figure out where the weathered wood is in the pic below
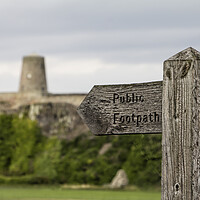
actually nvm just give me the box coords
[162,47,200,200]
[78,81,162,135]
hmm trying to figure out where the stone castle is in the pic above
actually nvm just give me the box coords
[0,55,88,139]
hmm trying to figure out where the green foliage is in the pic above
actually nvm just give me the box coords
[0,114,44,177]
[0,114,162,187]
[57,135,112,184]
[34,137,61,182]
[0,115,14,174]
[123,135,162,187]
[9,118,42,175]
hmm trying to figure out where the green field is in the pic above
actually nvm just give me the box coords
[0,186,161,200]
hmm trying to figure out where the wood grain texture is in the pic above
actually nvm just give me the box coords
[78,81,162,135]
[162,47,200,200]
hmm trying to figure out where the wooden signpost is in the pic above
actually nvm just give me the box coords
[77,47,200,200]
[78,81,162,135]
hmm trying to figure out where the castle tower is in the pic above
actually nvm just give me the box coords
[19,55,48,96]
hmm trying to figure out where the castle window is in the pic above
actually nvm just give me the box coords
[26,73,32,79]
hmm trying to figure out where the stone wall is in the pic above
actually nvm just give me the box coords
[19,102,88,140]
[0,92,88,139]
[0,93,86,109]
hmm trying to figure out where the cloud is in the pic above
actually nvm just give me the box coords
[46,57,116,75]
[0,0,200,93]
[46,58,162,93]
[0,0,200,37]
[0,61,20,76]
[1,28,200,61]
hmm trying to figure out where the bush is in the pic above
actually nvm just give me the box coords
[0,114,162,187]
[123,135,162,187]
[34,137,61,182]
[9,118,42,175]
[0,115,43,176]
[0,115,14,175]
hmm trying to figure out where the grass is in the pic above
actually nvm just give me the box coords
[0,185,161,200]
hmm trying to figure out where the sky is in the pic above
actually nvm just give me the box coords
[0,0,200,93]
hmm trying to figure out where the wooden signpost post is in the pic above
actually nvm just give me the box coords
[77,47,200,200]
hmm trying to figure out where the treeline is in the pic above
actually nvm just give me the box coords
[0,114,162,187]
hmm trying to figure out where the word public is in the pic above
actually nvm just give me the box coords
[113,93,144,104]
[113,112,160,127]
